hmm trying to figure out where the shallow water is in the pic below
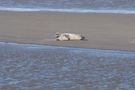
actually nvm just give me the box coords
[0,0,135,14]
[0,42,135,90]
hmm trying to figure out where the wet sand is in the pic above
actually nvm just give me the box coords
[0,42,135,90]
[0,12,135,51]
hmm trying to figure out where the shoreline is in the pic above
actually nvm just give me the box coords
[0,11,135,51]
[1,41,135,53]
[1,8,135,14]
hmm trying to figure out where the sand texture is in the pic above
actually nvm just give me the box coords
[0,12,135,51]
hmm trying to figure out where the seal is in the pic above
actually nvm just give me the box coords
[56,32,86,41]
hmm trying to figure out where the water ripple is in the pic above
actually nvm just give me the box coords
[0,42,135,90]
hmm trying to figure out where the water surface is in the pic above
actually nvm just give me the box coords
[0,0,135,14]
[0,42,135,90]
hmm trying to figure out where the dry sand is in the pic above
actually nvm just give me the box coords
[0,11,135,51]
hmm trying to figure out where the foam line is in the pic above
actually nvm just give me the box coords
[0,7,135,14]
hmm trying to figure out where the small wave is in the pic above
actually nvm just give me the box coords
[0,7,135,14]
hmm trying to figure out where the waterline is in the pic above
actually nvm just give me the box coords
[0,7,135,14]
[1,42,135,57]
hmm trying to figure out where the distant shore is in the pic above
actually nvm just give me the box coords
[0,11,135,51]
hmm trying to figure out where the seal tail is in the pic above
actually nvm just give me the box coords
[81,36,88,41]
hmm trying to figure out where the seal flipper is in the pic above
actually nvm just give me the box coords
[65,35,70,40]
